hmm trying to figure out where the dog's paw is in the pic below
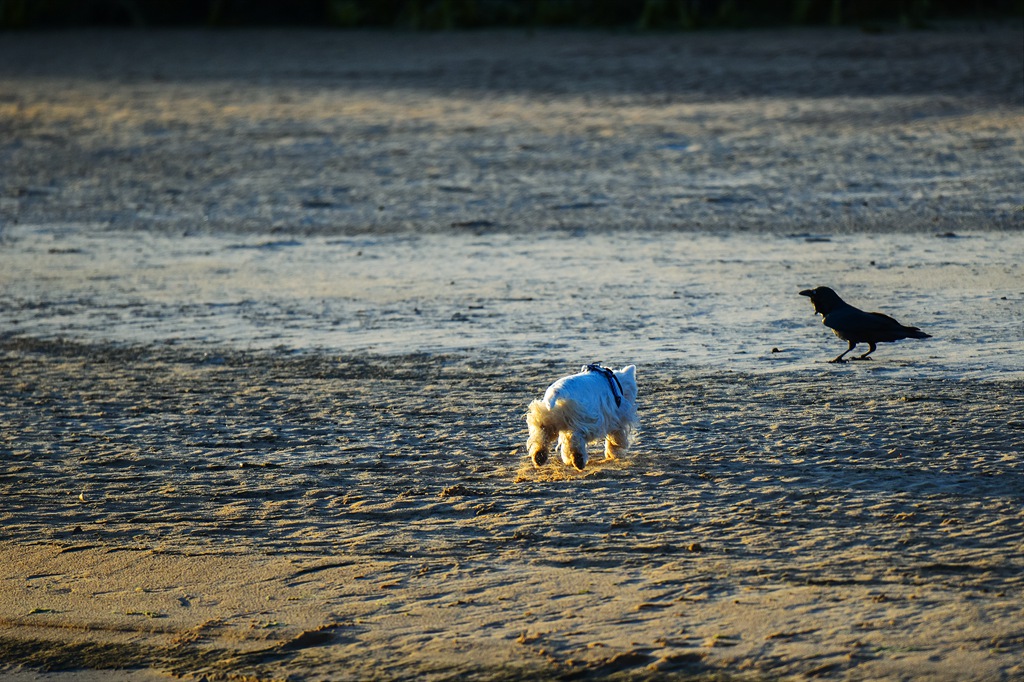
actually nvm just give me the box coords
[531,449,549,468]
[571,451,587,471]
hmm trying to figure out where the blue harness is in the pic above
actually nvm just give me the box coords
[581,363,623,407]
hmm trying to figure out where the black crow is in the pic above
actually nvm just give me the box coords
[799,286,931,363]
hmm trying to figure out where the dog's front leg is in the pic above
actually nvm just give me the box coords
[604,430,630,460]
[560,432,588,471]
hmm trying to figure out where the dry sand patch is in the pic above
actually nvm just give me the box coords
[1,340,1021,680]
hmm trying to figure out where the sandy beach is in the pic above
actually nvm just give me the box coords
[1,25,1023,681]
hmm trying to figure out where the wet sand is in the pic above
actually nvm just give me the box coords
[1,24,1023,682]
[2,26,1021,236]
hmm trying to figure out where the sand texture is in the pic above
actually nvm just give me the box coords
[1,25,1023,682]
[1,27,1021,236]
[1,343,1022,680]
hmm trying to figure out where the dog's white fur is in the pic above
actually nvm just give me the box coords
[526,365,638,471]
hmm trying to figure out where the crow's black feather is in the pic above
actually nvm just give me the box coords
[799,286,931,363]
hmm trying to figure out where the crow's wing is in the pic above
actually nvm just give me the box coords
[823,305,919,343]
[872,312,930,339]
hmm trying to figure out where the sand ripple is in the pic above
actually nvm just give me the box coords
[2,339,1021,680]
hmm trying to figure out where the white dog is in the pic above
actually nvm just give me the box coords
[526,364,638,471]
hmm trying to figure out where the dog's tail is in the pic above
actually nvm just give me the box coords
[526,399,554,433]
[526,398,596,436]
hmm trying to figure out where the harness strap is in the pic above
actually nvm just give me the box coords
[581,363,623,407]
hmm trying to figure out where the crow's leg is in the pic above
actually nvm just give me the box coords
[830,341,856,363]
[853,342,877,361]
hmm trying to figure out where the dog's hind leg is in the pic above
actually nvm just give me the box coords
[604,430,630,460]
[560,432,589,471]
[527,425,557,468]
[526,401,558,468]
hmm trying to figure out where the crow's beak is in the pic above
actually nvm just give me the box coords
[799,289,814,297]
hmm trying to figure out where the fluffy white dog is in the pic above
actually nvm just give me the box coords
[526,364,638,471]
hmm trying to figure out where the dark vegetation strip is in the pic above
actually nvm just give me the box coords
[1,0,1019,30]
